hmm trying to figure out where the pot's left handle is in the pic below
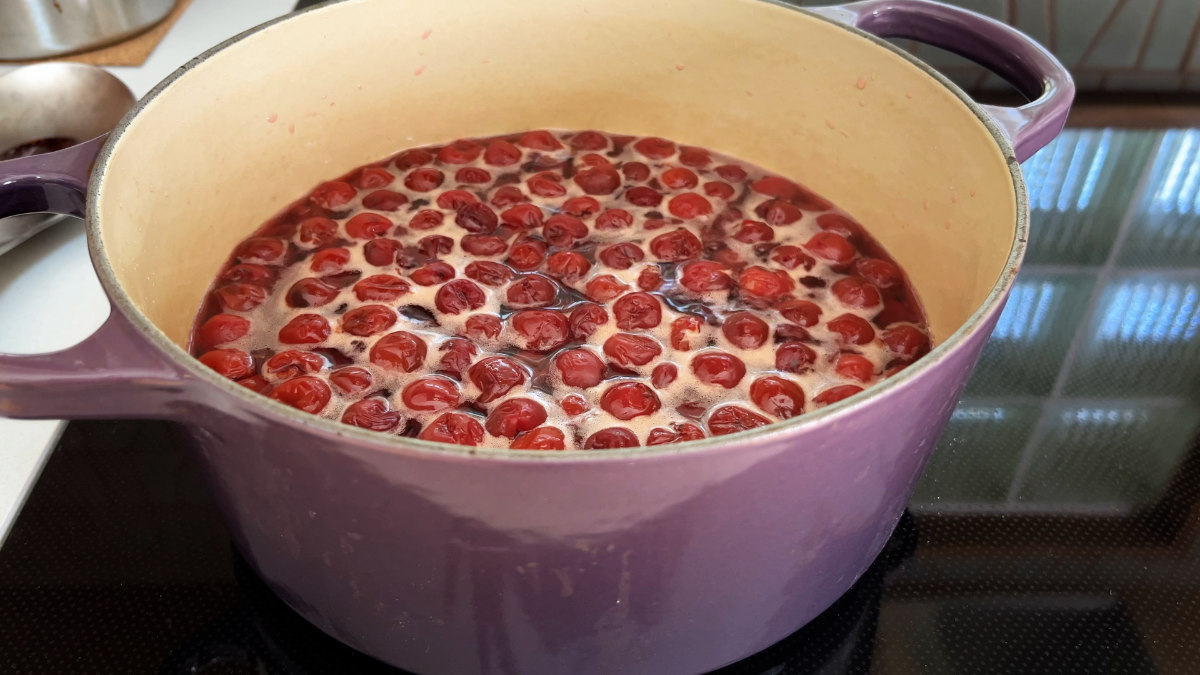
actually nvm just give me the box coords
[0,138,193,420]
[808,0,1074,162]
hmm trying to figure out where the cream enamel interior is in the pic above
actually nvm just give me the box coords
[95,0,1016,351]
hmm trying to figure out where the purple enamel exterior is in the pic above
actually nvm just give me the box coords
[0,1,1072,672]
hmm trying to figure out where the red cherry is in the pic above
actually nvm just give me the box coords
[235,237,286,264]
[585,427,639,449]
[419,412,484,446]
[600,382,661,420]
[649,228,702,261]
[298,217,338,247]
[216,283,267,311]
[285,278,338,308]
[464,261,513,287]
[330,366,372,395]
[507,275,558,307]
[309,181,356,210]
[816,213,864,241]
[836,354,875,382]
[691,351,746,388]
[570,131,608,151]
[715,164,748,182]
[771,245,815,271]
[734,220,775,243]
[646,423,706,445]
[755,199,803,226]
[437,139,483,164]
[624,186,663,207]
[363,189,408,211]
[633,136,676,159]
[637,266,664,291]
[722,311,769,349]
[562,394,589,416]
[490,185,529,207]
[542,214,588,248]
[409,209,445,231]
[437,189,478,210]
[417,235,454,258]
[651,363,678,389]
[354,274,410,302]
[264,350,326,381]
[270,376,331,414]
[603,334,662,367]
[404,168,445,192]
[435,279,487,315]
[680,260,732,292]
[455,202,499,234]
[775,342,817,373]
[511,309,570,351]
[555,349,606,388]
[199,349,253,379]
[345,213,391,240]
[612,292,662,329]
[707,405,770,436]
[856,258,902,288]
[342,305,397,336]
[370,331,428,371]
[832,277,881,309]
[598,243,645,270]
[411,262,456,286]
[574,166,622,195]
[661,167,699,190]
[562,196,602,217]
[776,324,811,342]
[510,426,566,450]
[485,398,548,438]
[595,208,634,231]
[621,162,650,182]
[827,314,876,345]
[750,176,800,200]
[779,299,822,327]
[738,265,794,299]
[678,147,712,167]
[484,139,522,166]
[670,316,703,351]
[882,324,931,361]
[221,263,276,285]
[704,181,735,200]
[278,314,330,344]
[394,148,432,170]
[586,275,630,302]
[456,166,492,184]
[342,397,403,431]
[804,232,856,264]
[238,375,270,393]
[667,192,712,219]
[437,338,476,378]
[464,314,502,340]
[402,377,461,412]
[545,251,591,283]
[507,238,548,270]
[468,356,526,403]
[569,303,608,339]
[460,234,508,256]
[527,175,567,198]
[363,239,400,267]
[750,376,806,419]
[814,384,864,407]
[518,130,562,150]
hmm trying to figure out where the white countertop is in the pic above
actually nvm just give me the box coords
[0,0,297,545]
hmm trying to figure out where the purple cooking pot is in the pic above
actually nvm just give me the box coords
[0,0,1072,672]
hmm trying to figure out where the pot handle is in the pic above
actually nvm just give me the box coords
[0,136,193,420]
[809,0,1074,162]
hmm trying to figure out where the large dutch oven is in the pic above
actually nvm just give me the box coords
[0,0,1072,672]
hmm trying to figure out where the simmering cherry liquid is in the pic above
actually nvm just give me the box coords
[189,130,930,450]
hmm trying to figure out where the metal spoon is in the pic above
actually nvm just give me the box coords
[0,63,135,255]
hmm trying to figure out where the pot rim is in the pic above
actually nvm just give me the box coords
[86,0,1028,462]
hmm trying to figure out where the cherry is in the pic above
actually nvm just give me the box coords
[278,314,330,344]
[419,412,484,446]
[401,377,461,412]
[633,136,676,159]
[715,164,747,182]
[646,423,705,445]
[217,283,268,311]
[600,382,661,420]
[569,303,608,339]
[461,234,508,256]
[510,426,566,450]
[370,331,427,371]
[199,349,253,379]
[755,199,802,225]
[738,266,794,299]
[299,217,338,247]
[667,192,712,219]
[691,351,746,388]
[404,167,445,192]
[621,162,650,182]
[269,376,332,414]
[775,342,817,373]
[722,311,769,349]
[527,175,567,198]
[511,309,570,351]
[827,313,876,345]
[435,279,486,315]
[882,324,930,361]
[612,292,662,329]
[603,334,662,367]
[501,204,545,229]
[363,190,408,211]
[484,139,522,166]
[344,212,390,240]
[734,220,775,243]
[649,228,702,261]
[464,314,502,339]
[595,208,634,231]
[456,166,492,184]
[286,278,339,308]
[507,275,558,306]
[468,356,526,403]
[832,277,881,309]
[749,176,800,201]
[779,299,822,327]
[417,235,454,258]
[330,366,372,395]
[707,405,770,436]
[704,181,735,200]
[453,202,498,234]
[662,167,699,190]
[411,262,456,286]
[586,275,630,302]
[221,263,276,285]
[394,148,433,170]
[437,189,478,210]
[464,261,513,286]
[437,139,483,164]
[625,186,663,207]
[750,376,805,418]
[562,196,602,217]
[238,375,270,393]
[816,213,864,241]
[771,245,814,271]
[561,394,589,416]
[570,131,608,151]
[585,427,639,449]
[363,239,400,267]
[342,304,397,336]
[518,130,562,150]
[836,354,875,382]
[856,258,901,288]
[555,349,606,388]
[235,237,286,264]
[309,181,356,210]
[491,185,529,207]
[637,266,664,291]
[776,324,811,342]
[507,238,548,270]
[651,363,678,389]
[574,166,621,195]
[670,316,703,351]
[545,251,591,283]
[680,260,732,292]
[353,274,410,302]
[342,397,403,431]
[804,231,855,264]
[264,350,325,381]
[409,209,445,231]
[813,384,863,407]
[485,398,548,438]
[437,338,476,378]
[542,214,588,248]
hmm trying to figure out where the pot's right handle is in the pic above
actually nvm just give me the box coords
[808,0,1074,162]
